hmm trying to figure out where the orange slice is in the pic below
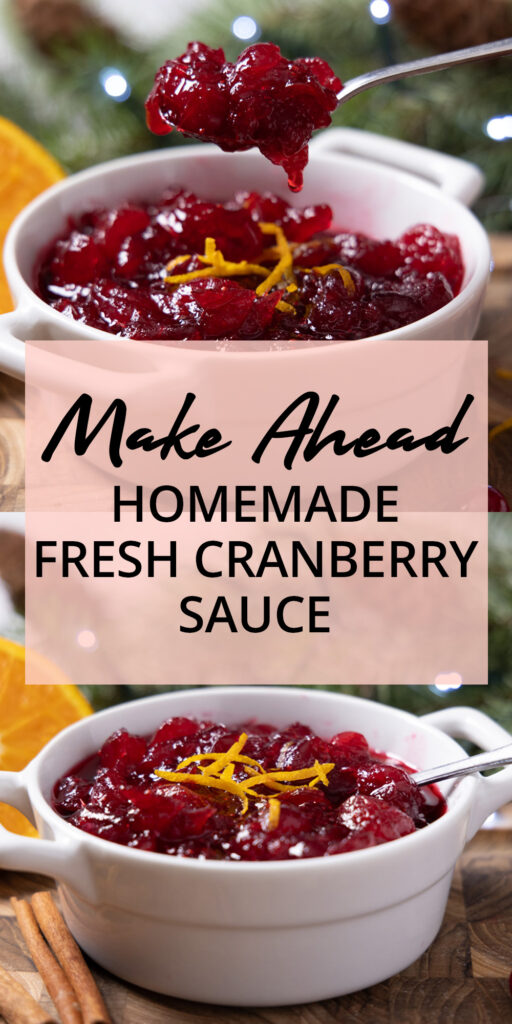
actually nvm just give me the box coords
[0,638,91,836]
[0,117,65,313]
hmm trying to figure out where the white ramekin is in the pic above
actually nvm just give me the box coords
[1,688,511,1006]
[0,128,490,379]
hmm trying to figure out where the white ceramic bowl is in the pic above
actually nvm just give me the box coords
[1,687,511,1006]
[0,128,490,379]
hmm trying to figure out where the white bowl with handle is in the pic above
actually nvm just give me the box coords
[0,687,510,1006]
[0,128,490,379]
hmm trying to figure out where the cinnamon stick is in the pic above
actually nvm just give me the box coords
[0,962,57,1024]
[11,897,83,1024]
[31,893,111,1024]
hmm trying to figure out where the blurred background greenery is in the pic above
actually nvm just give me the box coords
[0,0,510,723]
[0,0,511,228]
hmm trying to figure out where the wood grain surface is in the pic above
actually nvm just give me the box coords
[487,233,512,506]
[0,817,511,1024]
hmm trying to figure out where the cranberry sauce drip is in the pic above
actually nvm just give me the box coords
[36,188,464,342]
[145,42,342,191]
[488,484,510,511]
[52,717,446,861]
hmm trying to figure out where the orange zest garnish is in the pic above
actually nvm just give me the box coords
[174,735,263,775]
[0,118,65,314]
[165,233,298,315]
[0,639,91,838]
[165,253,192,274]
[154,732,334,816]
[310,759,331,785]
[255,222,295,295]
[165,238,268,286]
[200,732,249,775]
[261,246,280,261]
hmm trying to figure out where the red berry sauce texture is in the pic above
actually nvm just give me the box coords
[37,189,464,342]
[145,42,342,192]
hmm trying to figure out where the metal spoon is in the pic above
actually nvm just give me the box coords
[413,742,512,787]
[337,37,512,106]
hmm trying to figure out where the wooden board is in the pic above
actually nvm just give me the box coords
[0,816,511,1024]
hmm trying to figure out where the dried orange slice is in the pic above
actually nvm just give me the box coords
[0,638,91,836]
[0,117,65,313]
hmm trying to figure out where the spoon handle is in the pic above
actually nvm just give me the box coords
[338,37,512,104]
[413,742,512,787]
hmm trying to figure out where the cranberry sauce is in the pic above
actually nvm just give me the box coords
[52,716,446,861]
[488,484,510,511]
[145,42,341,192]
[36,188,463,342]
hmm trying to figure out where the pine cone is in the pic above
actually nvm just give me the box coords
[392,0,512,51]
[12,0,113,52]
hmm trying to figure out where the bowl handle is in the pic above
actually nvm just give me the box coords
[0,311,27,379]
[420,706,512,838]
[310,127,484,206]
[0,769,95,895]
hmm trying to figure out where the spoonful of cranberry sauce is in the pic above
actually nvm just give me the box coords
[146,37,512,192]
